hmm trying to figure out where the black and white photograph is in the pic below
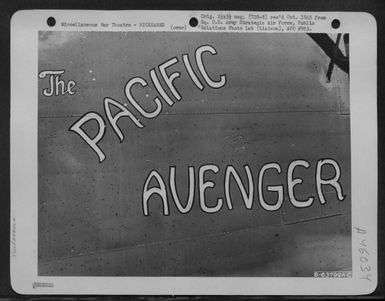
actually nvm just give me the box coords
[10,10,377,295]
[37,30,351,277]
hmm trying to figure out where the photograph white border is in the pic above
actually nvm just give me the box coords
[10,10,377,295]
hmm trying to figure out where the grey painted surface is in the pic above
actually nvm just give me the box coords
[38,32,350,276]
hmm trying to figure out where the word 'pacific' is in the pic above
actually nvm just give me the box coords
[142,159,346,216]
[69,44,226,162]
